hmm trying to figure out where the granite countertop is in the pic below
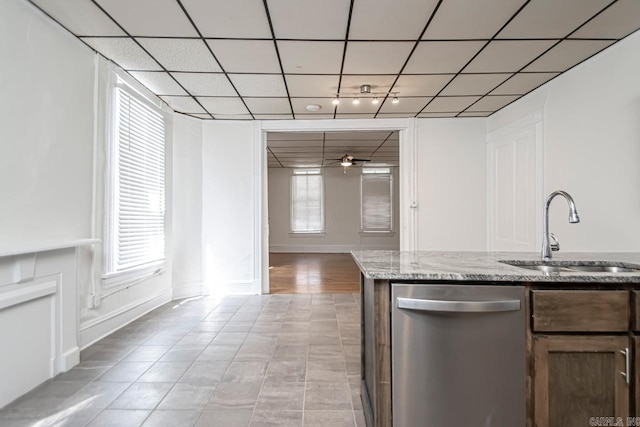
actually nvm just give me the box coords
[350,250,640,283]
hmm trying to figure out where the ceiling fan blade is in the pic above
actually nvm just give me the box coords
[350,158,370,162]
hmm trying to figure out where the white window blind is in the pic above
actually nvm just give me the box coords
[291,169,324,233]
[361,168,393,232]
[107,84,166,275]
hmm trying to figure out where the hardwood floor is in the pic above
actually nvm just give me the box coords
[268,252,361,294]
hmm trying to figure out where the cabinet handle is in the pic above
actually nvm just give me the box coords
[620,348,630,385]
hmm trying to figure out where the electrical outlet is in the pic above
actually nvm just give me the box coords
[92,294,101,308]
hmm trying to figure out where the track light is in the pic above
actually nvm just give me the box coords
[332,97,340,105]
[392,95,399,104]
[332,84,400,108]
[352,97,360,105]
[372,97,379,105]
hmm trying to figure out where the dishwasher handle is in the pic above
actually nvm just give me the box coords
[396,297,521,313]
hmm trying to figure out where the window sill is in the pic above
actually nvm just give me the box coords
[289,232,326,238]
[102,260,166,288]
[359,231,396,236]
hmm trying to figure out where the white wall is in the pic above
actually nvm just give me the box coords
[268,167,400,252]
[416,118,487,250]
[172,115,203,298]
[0,0,94,245]
[202,121,261,295]
[489,30,640,252]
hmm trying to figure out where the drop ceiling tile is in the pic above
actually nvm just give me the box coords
[278,41,344,74]
[423,0,526,39]
[213,114,253,120]
[324,139,381,147]
[267,0,350,39]
[458,112,492,117]
[198,97,249,115]
[490,72,559,95]
[350,0,439,39]
[181,0,271,38]
[31,0,125,36]
[326,131,392,140]
[572,0,640,38]
[229,74,287,97]
[379,97,431,114]
[244,98,292,114]
[137,39,221,72]
[417,112,458,118]
[291,98,336,114]
[343,42,414,74]
[466,95,519,112]
[464,40,557,73]
[440,73,512,96]
[186,113,213,119]
[294,114,336,120]
[255,114,294,120]
[129,71,188,95]
[161,96,207,113]
[497,0,611,38]
[339,75,397,95]
[394,75,453,96]
[270,146,322,153]
[207,40,280,73]
[95,0,197,37]
[172,73,237,96]
[81,38,161,70]
[422,96,480,112]
[286,75,340,98]
[336,113,377,119]
[375,113,415,118]
[523,40,615,72]
[404,41,485,74]
[268,132,324,141]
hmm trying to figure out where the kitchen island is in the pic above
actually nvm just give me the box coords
[352,251,640,427]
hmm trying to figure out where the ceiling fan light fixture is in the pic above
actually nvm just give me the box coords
[340,155,352,166]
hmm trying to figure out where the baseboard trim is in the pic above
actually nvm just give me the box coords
[269,244,398,253]
[60,347,79,372]
[79,288,172,349]
[172,282,203,299]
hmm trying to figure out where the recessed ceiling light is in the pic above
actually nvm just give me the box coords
[306,104,321,112]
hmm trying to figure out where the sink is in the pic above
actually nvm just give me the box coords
[499,260,640,273]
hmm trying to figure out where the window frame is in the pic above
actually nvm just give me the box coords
[289,168,325,235]
[102,79,167,287]
[360,167,394,234]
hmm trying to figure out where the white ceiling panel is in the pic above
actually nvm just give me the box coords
[31,0,125,36]
[466,95,518,112]
[255,114,294,120]
[129,71,188,95]
[268,132,324,141]
[270,146,322,153]
[404,41,485,74]
[335,98,381,114]
[229,74,288,97]
[160,96,206,113]
[213,114,253,120]
[294,114,336,120]
[349,0,439,40]
[417,112,458,118]
[523,40,615,72]
[137,38,221,72]
[267,0,350,39]
[291,98,337,114]
[198,97,249,115]
[339,75,397,95]
[497,0,611,38]
[171,73,237,96]
[379,97,430,114]
[464,40,557,73]
[244,98,292,114]
[207,40,280,73]
[458,112,492,117]
[343,42,414,74]
[423,0,526,39]
[81,38,161,70]
[181,0,271,38]
[324,140,381,147]
[278,41,344,74]
[422,96,480,112]
[285,75,340,97]
[490,72,559,95]
[186,113,213,119]
[572,0,640,38]
[441,73,512,96]
[394,74,453,96]
[375,113,415,118]
[326,131,392,140]
[95,0,197,37]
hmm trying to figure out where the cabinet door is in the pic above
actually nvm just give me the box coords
[533,335,629,427]
[635,336,640,415]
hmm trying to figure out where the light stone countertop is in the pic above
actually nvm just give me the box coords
[350,250,640,283]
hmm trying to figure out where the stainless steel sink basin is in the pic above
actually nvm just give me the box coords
[499,260,640,273]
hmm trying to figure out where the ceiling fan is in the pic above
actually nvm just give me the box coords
[328,154,370,167]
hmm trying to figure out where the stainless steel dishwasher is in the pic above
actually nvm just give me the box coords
[392,283,525,427]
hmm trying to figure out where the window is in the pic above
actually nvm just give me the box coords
[104,82,166,280]
[361,168,393,232]
[291,169,324,233]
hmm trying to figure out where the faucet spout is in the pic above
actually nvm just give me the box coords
[542,190,580,261]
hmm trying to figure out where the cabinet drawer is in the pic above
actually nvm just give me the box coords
[532,290,629,332]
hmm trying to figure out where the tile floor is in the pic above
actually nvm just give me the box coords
[0,293,365,427]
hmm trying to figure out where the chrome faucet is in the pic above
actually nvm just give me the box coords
[542,190,580,261]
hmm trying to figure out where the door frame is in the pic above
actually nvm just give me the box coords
[256,118,419,294]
